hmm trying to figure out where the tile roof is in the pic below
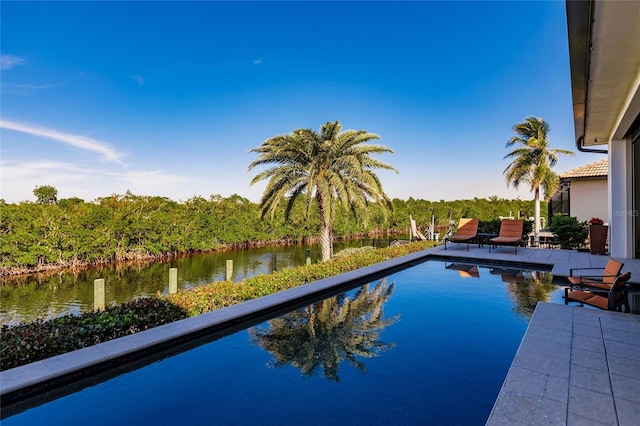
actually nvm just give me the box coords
[559,158,608,179]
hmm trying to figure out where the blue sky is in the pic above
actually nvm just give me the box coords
[0,1,605,204]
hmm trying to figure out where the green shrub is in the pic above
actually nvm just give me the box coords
[1,298,188,371]
[479,219,501,234]
[165,241,435,316]
[549,215,588,249]
[333,246,376,258]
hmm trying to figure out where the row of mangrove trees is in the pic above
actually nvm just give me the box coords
[0,192,544,275]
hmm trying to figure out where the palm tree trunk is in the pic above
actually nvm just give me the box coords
[534,187,541,245]
[316,192,333,261]
[320,223,332,261]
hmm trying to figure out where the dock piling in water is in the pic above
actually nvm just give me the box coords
[226,260,233,281]
[169,268,178,294]
[94,279,105,311]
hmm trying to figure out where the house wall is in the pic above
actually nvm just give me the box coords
[609,138,634,258]
[569,178,609,223]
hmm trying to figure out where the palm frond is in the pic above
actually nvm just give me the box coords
[248,121,396,260]
[503,116,573,200]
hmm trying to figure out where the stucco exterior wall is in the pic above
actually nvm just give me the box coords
[608,140,634,258]
[569,178,608,223]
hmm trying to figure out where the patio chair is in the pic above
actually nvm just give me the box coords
[564,271,631,312]
[443,218,479,251]
[567,258,624,292]
[489,219,524,254]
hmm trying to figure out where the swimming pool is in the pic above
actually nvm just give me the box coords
[2,259,564,425]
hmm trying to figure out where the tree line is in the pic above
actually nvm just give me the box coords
[0,192,544,275]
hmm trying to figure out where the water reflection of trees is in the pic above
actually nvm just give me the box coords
[250,278,398,382]
[497,270,555,317]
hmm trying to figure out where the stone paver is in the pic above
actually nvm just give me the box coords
[486,302,640,425]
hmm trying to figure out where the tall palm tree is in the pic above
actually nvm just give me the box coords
[503,117,574,244]
[248,121,398,261]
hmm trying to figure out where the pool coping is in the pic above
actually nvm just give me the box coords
[1,249,439,411]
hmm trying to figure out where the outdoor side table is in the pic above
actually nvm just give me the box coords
[477,233,497,248]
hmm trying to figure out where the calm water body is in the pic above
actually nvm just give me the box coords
[0,240,379,326]
[4,259,564,425]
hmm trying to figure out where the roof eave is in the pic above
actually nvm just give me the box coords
[566,0,592,146]
[566,0,640,148]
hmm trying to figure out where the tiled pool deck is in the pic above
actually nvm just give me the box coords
[486,302,640,425]
[427,244,640,285]
[428,245,640,425]
[2,245,639,424]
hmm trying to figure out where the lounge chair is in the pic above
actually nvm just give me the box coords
[567,258,624,292]
[564,272,631,311]
[489,219,524,254]
[443,218,479,251]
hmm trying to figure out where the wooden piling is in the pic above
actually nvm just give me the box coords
[169,268,178,294]
[226,259,233,281]
[94,278,105,311]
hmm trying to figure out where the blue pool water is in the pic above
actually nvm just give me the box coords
[4,260,564,425]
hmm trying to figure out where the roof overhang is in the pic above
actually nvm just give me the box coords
[559,175,606,183]
[566,0,640,147]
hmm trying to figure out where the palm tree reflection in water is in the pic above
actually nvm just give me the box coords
[249,279,398,382]
[498,270,556,317]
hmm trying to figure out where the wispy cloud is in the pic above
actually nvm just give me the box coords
[2,82,67,96]
[0,160,194,203]
[253,58,263,65]
[131,74,144,85]
[0,160,96,202]
[5,82,66,90]
[0,120,124,162]
[1,160,92,176]
[0,54,26,70]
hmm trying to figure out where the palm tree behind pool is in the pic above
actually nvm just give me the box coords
[503,116,574,244]
[248,121,398,261]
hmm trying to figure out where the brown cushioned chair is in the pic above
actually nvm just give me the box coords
[564,271,631,312]
[567,258,624,292]
[444,218,479,251]
[489,219,524,254]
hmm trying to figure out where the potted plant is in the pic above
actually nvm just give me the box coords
[588,217,608,255]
